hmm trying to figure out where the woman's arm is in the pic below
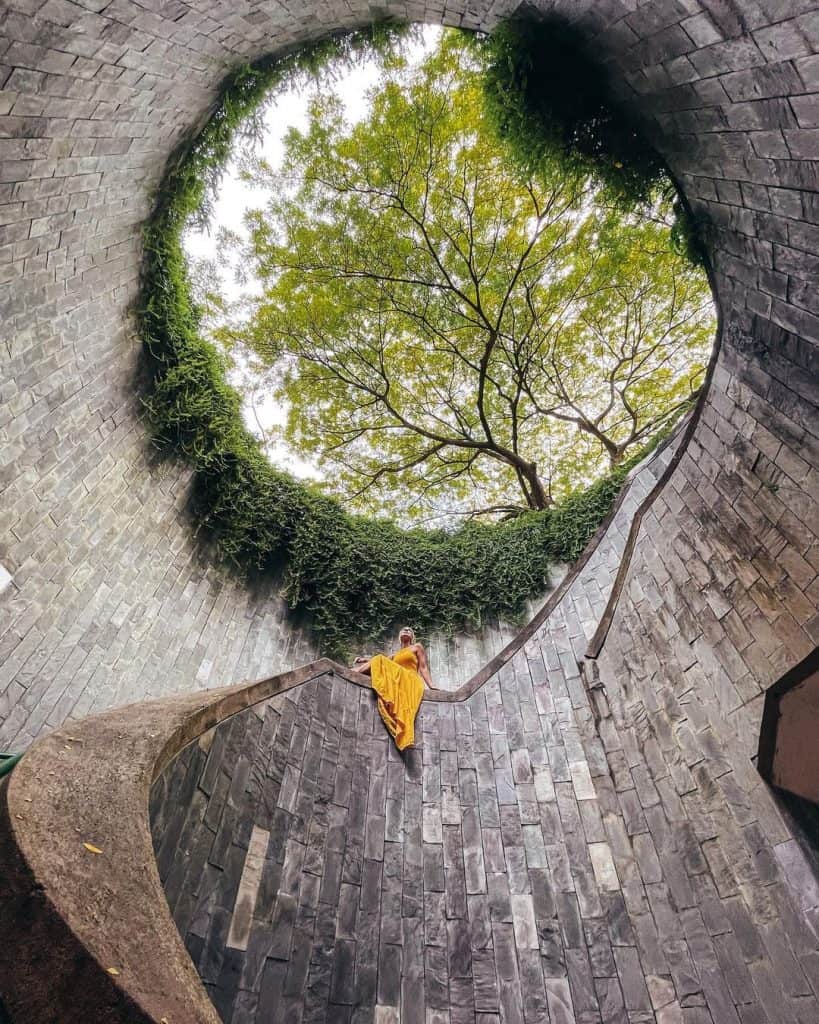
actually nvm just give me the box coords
[415,644,437,689]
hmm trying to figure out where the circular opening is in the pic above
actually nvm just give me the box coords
[140,18,718,656]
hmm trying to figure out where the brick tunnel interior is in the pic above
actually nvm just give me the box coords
[1,1,818,1022]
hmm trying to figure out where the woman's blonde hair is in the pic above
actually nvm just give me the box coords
[399,626,416,643]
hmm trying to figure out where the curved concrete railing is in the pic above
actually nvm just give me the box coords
[0,660,363,1024]
[585,260,724,660]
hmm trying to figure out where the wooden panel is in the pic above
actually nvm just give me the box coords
[771,670,819,804]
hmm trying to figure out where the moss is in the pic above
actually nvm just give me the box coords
[139,23,685,658]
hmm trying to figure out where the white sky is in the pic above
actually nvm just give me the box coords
[183,26,442,480]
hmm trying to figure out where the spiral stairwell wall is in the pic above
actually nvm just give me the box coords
[0,1,818,1022]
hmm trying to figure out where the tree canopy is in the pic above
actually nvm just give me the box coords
[221,30,714,523]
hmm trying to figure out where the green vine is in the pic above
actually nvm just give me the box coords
[140,23,685,658]
[475,11,708,267]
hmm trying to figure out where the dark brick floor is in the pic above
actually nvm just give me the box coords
[151,652,819,1023]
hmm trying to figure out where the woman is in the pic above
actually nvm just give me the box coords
[353,627,436,750]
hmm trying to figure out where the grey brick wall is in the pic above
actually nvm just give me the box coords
[1,1,818,1019]
[0,0,814,888]
[150,594,819,1023]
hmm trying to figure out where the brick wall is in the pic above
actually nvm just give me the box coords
[1,1,818,1020]
[0,0,814,755]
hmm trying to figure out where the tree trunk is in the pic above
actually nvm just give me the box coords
[518,461,552,510]
[578,423,621,467]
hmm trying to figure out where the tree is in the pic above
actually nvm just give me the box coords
[234,30,714,522]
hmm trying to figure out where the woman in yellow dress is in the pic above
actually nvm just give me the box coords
[352,627,436,751]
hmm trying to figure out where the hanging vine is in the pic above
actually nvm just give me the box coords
[140,21,690,658]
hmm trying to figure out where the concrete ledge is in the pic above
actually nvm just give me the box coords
[0,659,366,1024]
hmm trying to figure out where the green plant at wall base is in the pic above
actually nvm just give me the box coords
[475,12,707,267]
[140,24,690,658]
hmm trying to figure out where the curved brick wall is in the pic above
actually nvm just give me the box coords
[0,1,812,748]
[0,2,816,746]
[0,3,818,1019]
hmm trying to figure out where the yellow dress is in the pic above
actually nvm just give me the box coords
[370,646,426,751]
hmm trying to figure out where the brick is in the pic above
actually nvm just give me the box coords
[4,8,819,1024]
